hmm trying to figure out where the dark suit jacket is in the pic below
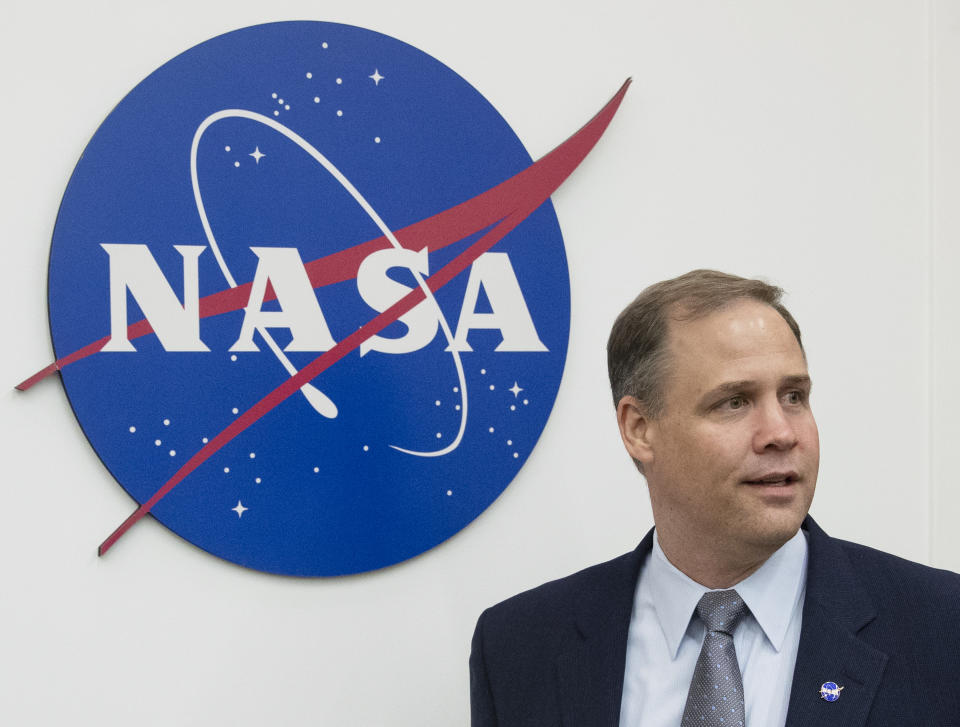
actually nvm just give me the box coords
[470,517,960,726]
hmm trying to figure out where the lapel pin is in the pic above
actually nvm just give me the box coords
[819,682,844,702]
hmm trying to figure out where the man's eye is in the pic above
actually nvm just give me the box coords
[727,396,747,410]
[784,391,804,404]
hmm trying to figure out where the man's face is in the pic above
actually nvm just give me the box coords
[630,299,819,561]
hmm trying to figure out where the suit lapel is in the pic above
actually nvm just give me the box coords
[785,518,888,727]
[556,531,652,727]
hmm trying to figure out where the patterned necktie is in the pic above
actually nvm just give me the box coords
[680,589,749,727]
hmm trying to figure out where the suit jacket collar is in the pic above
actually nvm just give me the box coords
[555,518,889,727]
[784,516,888,727]
[555,529,652,727]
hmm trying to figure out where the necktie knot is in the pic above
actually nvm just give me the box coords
[695,589,748,635]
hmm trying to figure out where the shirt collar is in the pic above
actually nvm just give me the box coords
[647,528,808,658]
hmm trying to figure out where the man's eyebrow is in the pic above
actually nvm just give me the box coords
[705,379,757,397]
[781,374,813,391]
[699,380,756,405]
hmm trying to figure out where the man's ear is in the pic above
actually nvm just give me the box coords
[616,395,656,467]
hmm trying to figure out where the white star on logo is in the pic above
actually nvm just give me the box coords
[369,69,385,85]
[232,501,248,518]
[509,382,523,398]
[249,147,265,164]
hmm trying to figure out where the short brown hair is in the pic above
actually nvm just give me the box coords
[606,269,803,417]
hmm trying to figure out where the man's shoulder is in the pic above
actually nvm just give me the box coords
[836,534,960,578]
[807,518,960,645]
[479,544,646,636]
[831,534,960,610]
[470,546,648,724]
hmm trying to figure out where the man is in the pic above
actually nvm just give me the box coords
[470,270,960,726]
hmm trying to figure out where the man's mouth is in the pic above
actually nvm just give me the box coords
[743,472,799,487]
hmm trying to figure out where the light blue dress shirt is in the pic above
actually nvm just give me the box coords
[619,529,808,727]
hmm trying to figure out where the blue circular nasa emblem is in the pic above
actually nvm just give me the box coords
[48,22,572,575]
[819,681,843,702]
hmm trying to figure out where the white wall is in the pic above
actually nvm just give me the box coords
[932,0,960,577]
[1,1,956,724]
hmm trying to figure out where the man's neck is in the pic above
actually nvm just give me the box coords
[654,529,780,589]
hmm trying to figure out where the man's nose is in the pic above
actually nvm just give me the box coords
[753,398,799,452]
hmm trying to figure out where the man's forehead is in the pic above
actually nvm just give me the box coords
[667,299,799,351]
[664,300,808,387]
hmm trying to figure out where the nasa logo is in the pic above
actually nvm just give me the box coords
[39,21,625,575]
[818,681,844,702]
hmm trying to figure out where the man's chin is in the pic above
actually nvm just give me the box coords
[751,516,807,551]
[739,483,813,537]
[735,504,810,552]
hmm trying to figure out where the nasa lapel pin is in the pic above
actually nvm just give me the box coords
[819,682,844,702]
